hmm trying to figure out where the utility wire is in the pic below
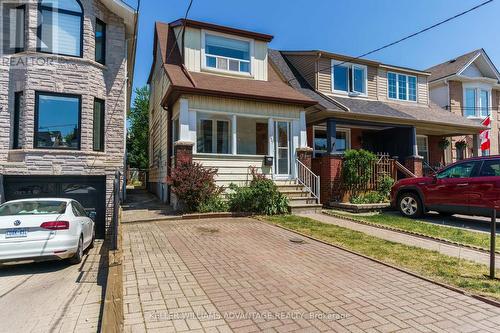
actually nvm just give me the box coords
[288,0,494,84]
[166,0,194,63]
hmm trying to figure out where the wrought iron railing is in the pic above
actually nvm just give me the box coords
[296,159,320,203]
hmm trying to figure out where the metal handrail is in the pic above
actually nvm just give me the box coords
[296,159,320,203]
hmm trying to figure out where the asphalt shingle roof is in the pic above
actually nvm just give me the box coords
[425,49,481,82]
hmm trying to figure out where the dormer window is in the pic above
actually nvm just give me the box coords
[331,61,367,95]
[387,72,417,101]
[204,33,251,74]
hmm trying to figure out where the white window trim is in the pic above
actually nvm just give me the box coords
[312,125,351,157]
[200,29,254,78]
[416,135,429,162]
[331,60,368,97]
[196,115,231,155]
[387,71,418,102]
[462,82,492,119]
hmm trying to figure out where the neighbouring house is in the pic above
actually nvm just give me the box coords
[0,0,138,238]
[270,49,485,203]
[427,49,500,161]
[147,19,319,211]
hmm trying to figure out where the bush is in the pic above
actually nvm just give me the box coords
[350,191,385,204]
[198,196,229,213]
[377,176,394,198]
[168,162,222,213]
[342,150,377,196]
[228,171,289,215]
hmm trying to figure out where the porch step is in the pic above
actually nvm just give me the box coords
[275,180,322,214]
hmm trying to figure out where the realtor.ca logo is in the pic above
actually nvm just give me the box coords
[0,0,77,68]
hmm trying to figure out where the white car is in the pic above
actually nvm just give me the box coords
[0,198,95,265]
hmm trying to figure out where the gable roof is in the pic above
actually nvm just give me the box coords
[270,49,484,133]
[150,20,315,107]
[426,49,500,82]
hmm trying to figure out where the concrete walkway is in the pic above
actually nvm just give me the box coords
[301,213,500,267]
[122,189,178,223]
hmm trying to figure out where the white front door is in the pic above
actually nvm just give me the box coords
[274,121,291,178]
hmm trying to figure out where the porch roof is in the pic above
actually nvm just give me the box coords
[268,49,485,136]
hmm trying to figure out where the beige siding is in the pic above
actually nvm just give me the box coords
[378,68,429,105]
[186,95,303,118]
[317,57,331,93]
[377,68,388,101]
[254,40,268,81]
[417,75,429,104]
[193,155,272,187]
[367,65,377,98]
[285,55,317,89]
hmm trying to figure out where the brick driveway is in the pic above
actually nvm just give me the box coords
[123,218,500,332]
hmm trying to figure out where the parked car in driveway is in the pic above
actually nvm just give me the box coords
[0,198,94,265]
[391,156,500,218]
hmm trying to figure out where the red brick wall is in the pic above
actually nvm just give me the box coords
[428,136,444,167]
[297,148,313,169]
[405,156,423,178]
[174,143,193,166]
[313,155,343,204]
[307,126,314,148]
[449,81,463,116]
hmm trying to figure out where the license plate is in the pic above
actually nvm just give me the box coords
[5,228,28,238]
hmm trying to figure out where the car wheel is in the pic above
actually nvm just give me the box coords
[69,236,84,265]
[88,230,95,250]
[398,192,423,218]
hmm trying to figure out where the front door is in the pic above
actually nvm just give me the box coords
[274,121,291,178]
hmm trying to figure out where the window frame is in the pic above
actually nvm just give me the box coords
[463,84,492,119]
[201,30,254,77]
[93,98,105,152]
[13,91,23,149]
[312,125,351,157]
[387,71,418,102]
[34,91,82,150]
[331,60,368,96]
[436,160,481,179]
[196,115,231,155]
[478,159,500,177]
[95,18,106,65]
[36,0,84,58]
[416,135,429,164]
[3,4,26,54]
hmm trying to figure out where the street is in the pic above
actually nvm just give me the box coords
[0,241,106,333]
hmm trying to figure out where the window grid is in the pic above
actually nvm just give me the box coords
[387,72,417,102]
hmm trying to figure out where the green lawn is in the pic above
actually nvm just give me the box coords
[324,210,498,251]
[261,215,500,300]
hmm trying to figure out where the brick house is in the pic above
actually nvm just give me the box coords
[0,0,137,238]
[427,49,500,161]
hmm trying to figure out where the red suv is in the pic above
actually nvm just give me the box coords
[391,156,500,218]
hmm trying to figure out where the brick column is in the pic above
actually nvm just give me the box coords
[296,147,313,169]
[405,155,423,178]
[319,155,344,204]
[174,141,194,166]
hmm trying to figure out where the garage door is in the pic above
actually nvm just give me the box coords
[3,176,107,239]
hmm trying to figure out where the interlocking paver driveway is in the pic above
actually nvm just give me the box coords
[123,218,500,332]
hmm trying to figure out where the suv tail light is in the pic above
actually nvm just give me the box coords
[40,221,69,230]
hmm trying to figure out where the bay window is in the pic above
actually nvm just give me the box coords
[464,87,490,118]
[204,33,251,74]
[35,92,81,149]
[37,0,83,57]
[332,61,367,95]
[387,72,417,101]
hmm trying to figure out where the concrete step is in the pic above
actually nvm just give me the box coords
[288,203,323,214]
[276,184,305,191]
[274,180,298,185]
[280,190,311,198]
[287,197,319,205]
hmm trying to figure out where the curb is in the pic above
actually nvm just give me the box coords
[322,211,500,255]
[256,217,500,308]
[122,212,254,224]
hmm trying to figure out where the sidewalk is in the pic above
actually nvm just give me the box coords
[301,212,500,267]
[121,189,178,223]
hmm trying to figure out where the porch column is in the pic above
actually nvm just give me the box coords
[410,126,418,156]
[231,114,237,155]
[326,118,337,154]
[179,98,191,142]
[299,111,307,148]
[472,134,479,157]
[268,118,274,175]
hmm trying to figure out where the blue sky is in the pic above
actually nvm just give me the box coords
[131,0,500,92]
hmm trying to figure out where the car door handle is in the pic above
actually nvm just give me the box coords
[457,183,469,187]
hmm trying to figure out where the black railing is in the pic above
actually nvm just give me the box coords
[111,171,121,250]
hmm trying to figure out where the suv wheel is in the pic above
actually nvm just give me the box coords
[398,192,423,218]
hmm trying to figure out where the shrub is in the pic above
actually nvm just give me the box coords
[228,171,289,215]
[350,191,384,204]
[198,196,229,213]
[168,162,222,213]
[377,176,394,198]
[342,150,377,196]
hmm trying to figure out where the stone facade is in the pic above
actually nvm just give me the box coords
[0,0,130,234]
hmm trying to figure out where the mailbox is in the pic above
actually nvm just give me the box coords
[264,155,274,166]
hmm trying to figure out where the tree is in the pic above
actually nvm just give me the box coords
[127,86,150,169]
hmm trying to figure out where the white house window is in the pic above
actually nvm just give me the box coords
[313,126,351,157]
[387,72,417,101]
[205,34,250,73]
[197,115,230,154]
[332,61,367,95]
[464,87,490,118]
[417,135,429,164]
[38,0,83,57]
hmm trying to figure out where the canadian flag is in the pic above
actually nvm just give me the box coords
[480,116,491,151]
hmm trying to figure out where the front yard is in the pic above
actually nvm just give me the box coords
[325,210,499,251]
[262,215,500,300]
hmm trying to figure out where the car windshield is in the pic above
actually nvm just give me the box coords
[0,201,67,216]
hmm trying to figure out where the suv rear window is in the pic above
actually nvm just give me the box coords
[0,201,67,216]
[478,159,500,177]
